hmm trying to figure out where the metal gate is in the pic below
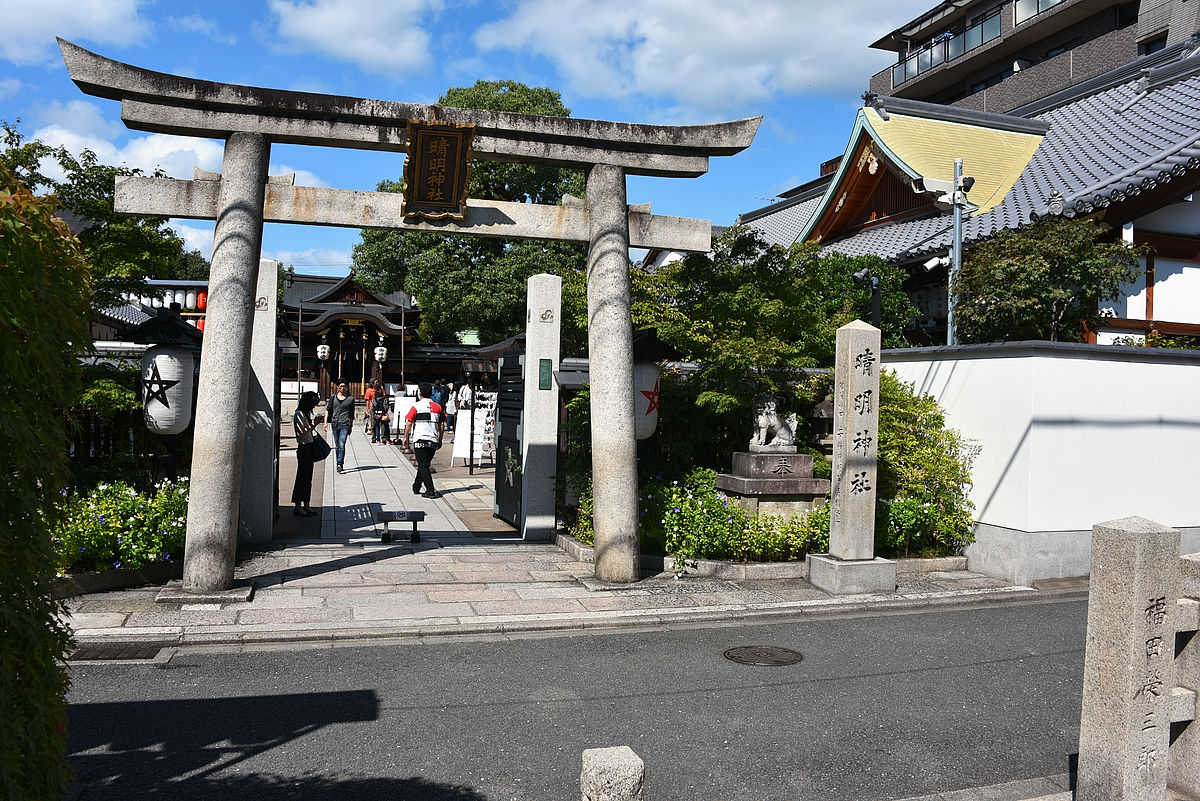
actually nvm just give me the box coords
[493,354,525,527]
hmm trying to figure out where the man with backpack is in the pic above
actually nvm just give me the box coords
[403,382,444,498]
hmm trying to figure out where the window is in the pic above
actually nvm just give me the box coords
[1045,45,1067,58]
[1140,33,1168,55]
[1015,0,1064,25]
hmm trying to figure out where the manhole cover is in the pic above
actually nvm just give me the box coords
[723,646,803,666]
[70,643,165,661]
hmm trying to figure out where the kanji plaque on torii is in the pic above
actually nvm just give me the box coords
[403,120,474,220]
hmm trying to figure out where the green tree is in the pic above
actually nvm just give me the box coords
[954,216,1145,343]
[352,81,586,344]
[0,163,90,800]
[2,121,188,310]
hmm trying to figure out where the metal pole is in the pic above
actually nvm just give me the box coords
[296,295,302,395]
[400,306,406,389]
[467,376,475,476]
[948,157,963,346]
[871,276,881,330]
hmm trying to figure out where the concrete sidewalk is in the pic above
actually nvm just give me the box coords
[61,424,1087,654]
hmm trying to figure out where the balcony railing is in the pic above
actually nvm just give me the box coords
[892,11,1001,86]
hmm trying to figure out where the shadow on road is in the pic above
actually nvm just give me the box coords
[67,690,488,800]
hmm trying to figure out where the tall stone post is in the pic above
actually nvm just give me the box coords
[1077,516,1180,801]
[521,273,562,542]
[182,132,269,592]
[807,320,895,595]
[586,164,640,583]
[239,257,280,545]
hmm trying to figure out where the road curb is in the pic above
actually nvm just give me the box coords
[68,583,1086,654]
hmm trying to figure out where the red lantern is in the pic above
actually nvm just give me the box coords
[197,291,208,310]
[197,317,205,331]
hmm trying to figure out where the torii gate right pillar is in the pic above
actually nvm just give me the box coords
[586,164,641,583]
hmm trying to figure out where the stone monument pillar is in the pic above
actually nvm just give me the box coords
[1077,516,1180,801]
[807,320,896,595]
[182,132,269,592]
[586,164,640,583]
[238,257,280,545]
[521,273,562,542]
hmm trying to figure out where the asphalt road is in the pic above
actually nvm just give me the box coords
[65,598,1088,801]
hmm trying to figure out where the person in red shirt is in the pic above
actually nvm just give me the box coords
[404,382,444,498]
[364,378,379,439]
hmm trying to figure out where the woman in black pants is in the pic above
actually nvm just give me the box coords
[291,391,323,516]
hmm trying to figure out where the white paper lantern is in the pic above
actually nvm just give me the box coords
[374,346,388,363]
[185,290,197,309]
[633,363,660,440]
[174,290,186,307]
[317,344,330,361]
[141,345,194,435]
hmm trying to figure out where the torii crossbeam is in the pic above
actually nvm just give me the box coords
[61,38,760,589]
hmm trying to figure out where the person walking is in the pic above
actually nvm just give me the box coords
[291,391,324,516]
[404,381,444,498]
[324,378,355,473]
[364,378,379,438]
[372,389,392,444]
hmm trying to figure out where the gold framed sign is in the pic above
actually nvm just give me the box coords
[402,120,475,220]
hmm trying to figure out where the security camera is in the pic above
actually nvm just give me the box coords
[911,176,954,195]
[923,256,951,271]
[960,176,975,193]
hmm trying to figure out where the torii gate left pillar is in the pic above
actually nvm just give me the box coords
[182,133,269,591]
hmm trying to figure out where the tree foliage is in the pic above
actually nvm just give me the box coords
[954,216,1145,343]
[632,227,917,434]
[2,121,201,309]
[351,82,586,344]
[0,162,89,800]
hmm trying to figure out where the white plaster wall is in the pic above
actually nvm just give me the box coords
[885,345,1200,534]
[1151,258,1200,323]
[891,355,1035,531]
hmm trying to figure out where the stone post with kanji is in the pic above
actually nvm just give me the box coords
[1077,516,1180,801]
[807,320,896,595]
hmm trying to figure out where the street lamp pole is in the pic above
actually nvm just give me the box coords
[948,157,964,346]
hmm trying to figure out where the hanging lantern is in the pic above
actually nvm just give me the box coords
[374,346,388,363]
[185,290,197,309]
[141,345,194,435]
[197,291,208,310]
[173,290,186,307]
[317,344,330,361]
[633,363,661,440]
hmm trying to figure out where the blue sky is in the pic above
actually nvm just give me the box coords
[1,0,930,276]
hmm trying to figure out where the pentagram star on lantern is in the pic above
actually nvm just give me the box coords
[143,361,180,408]
[641,379,661,415]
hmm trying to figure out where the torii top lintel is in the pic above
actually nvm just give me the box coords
[59,39,760,179]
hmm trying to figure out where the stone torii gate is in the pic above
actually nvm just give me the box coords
[60,38,759,591]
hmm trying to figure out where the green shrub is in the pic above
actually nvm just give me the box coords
[54,478,188,574]
[0,161,88,801]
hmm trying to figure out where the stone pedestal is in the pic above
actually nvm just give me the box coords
[807,553,896,594]
[716,451,829,516]
[520,273,561,542]
[238,257,279,545]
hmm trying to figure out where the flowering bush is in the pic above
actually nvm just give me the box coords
[54,477,188,574]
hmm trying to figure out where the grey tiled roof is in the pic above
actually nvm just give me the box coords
[742,46,1200,263]
[98,303,152,327]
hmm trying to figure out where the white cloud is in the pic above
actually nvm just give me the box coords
[32,102,224,181]
[2,0,151,66]
[170,222,215,258]
[474,0,913,116]
[167,15,237,46]
[0,78,20,100]
[264,247,353,276]
[267,0,445,75]
[271,163,330,188]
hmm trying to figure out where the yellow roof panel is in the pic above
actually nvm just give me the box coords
[863,107,1044,214]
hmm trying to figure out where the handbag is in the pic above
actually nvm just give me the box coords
[309,435,332,462]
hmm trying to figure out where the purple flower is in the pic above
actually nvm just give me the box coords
[112,561,121,569]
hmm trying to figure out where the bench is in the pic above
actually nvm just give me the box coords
[377,510,425,543]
